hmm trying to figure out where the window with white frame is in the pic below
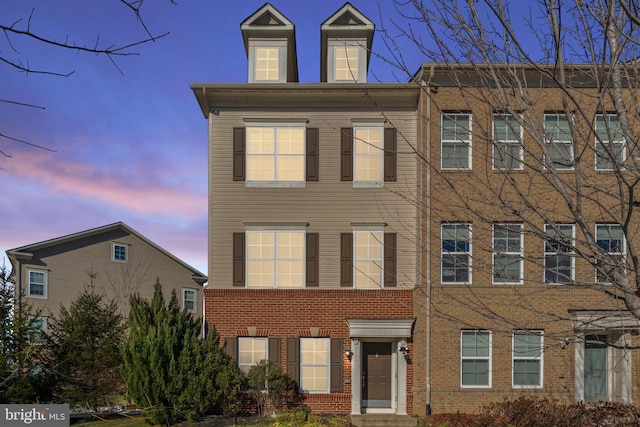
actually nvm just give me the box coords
[461,330,491,387]
[441,113,472,169]
[246,126,305,183]
[29,317,46,344]
[353,126,384,184]
[248,40,286,83]
[328,40,366,83]
[441,224,471,284]
[182,288,197,313]
[544,113,574,170]
[354,230,383,288]
[238,337,268,374]
[112,243,127,262]
[544,224,574,284]
[493,223,523,284]
[493,113,523,170]
[300,338,330,393]
[28,270,47,298]
[246,230,305,288]
[595,114,625,170]
[513,331,543,387]
[596,224,625,283]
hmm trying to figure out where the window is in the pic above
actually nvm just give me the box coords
[238,337,268,374]
[441,224,471,284]
[28,270,47,298]
[493,114,523,170]
[248,41,286,83]
[595,114,625,170]
[513,331,543,388]
[461,330,491,387]
[328,40,366,83]
[441,113,472,169]
[112,243,127,262]
[300,338,330,393]
[596,224,625,283]
[544,224,574,284]
[354,126,384,185]
[246,230,304,288]
[544,113,574,170]
[246,126,305,183]
[182,289,197,313]
[493,223,523,284]
[354,230,383,289]
[29,317,46,344]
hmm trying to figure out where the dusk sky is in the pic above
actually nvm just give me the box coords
[1,1,538,276]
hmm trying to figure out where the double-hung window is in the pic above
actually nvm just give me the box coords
[493,223,523,284]
[353,230,384,289]
[461,330,491,387]
[246,126,305,183]
[544,224,574,284]
[300,338,330,393]
[248,40,287,83]
[246,230,305,288]
[182,288,197,313]
[544,113,574,170]
[29,317,46,344]
[595,114,625,170]
[28,270,47,299]
[353,126,384,185]
[238,337,268,374]
[441,224,471,284]
[493,113,523,170]
[441,113,472,169]
[513,331,543,388]
[596,224,625,283]
[328,40,367,83]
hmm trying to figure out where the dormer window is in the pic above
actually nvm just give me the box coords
[328,40,366,83]
[248,40,287,83]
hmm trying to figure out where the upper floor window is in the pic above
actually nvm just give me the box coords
[492,223,523,284]
[248,41,286,83]
[238,337,268,374]
[328,40,366,83]
[340,126,397,186]
[441,223,471,284]
[596,224,625,283]
[182,288,197,313]
[29,317,47,344]
[112,243,128,262]
[461,330,491,388]
[544,224,574,284]
[28,270,47,299]
[340,229,396,288]
[246,230,305,288]
[300,338,330,393]
[493,113,523,170]
[512,331,543,388]
[544,113,574,170]
[595,114,625,171]
[441,113,472,170]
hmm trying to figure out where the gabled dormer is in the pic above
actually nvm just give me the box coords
[321,2,375,83]
[241,3,298,83]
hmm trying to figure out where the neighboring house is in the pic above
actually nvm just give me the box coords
[192,3,420,424]
[6,222,207,331]
[415,63,640,414]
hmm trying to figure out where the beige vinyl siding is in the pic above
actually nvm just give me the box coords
[209,111,418,289]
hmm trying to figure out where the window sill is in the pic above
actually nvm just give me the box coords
[246,181,306,188]
[352,181,383,189]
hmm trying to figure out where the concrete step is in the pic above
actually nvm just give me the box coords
[350,414,417,427]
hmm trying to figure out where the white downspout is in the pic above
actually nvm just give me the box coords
[424,65,434,416]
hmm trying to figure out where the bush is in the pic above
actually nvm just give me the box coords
[247,360,298,416]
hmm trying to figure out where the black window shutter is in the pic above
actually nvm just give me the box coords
[306,233,319,287]
[384,233,397,287]
[340,233,353,287]
[340,128,353,181]
[384,128,397,182]
[224,337,237,360]
[233,128,245,181]
[330,338,344,392]
[232,233,245,287]
[286,338,300,385]
[269,338,281,365]
[306,128,319,181]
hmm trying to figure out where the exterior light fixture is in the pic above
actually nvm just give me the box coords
[344,345,353,360]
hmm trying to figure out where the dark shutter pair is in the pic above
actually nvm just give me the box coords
[340,232,397,288]
[233,128,319,181]
[287,338,344,392]
[340,127,397,181]
[232,233,319,287]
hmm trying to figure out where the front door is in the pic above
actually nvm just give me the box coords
[362,342,392,409]
[584,335,607,402]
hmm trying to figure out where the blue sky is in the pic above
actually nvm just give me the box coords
[1,1,542,276]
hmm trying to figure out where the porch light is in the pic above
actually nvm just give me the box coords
[399,341,410,361]
[344,345,353,360]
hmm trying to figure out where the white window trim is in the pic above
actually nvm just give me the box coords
[27,269,48,299]
[245,228,306,288]
[352,227,384,289]
[441,223,472,285]
[352,123,384,188]
[112,242,128,263]
[544,224,575,284]
[512,330,544,389]
[544,113,575,171]
[595,224,626,284]
[299,337,330,394]
[327,38,367,83]
[248,39,287,83]
[182,288,197,314]
[595,114,625,171]
[441,113,472,170]
[460,330,492,388]
[28,317,47,345]
[492,223,523,285]
[238,337,268,374]
[492,113,524,170]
